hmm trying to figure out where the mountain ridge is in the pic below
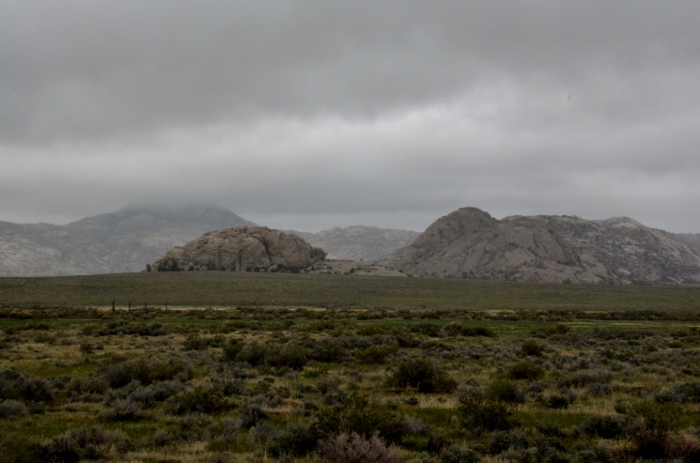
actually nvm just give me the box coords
[383,207,700,284]
[0,206,254,276]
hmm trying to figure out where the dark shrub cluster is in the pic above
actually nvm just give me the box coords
[165,383,233,415]
[458,392,516,432]
[508,361,544,381]
[555,369,612,390]
[317,432,402,463]
[235,341,309,369]
[655,381,700,404]
[41,425,131,462]
[386,358,457,393]
[439,322,496,338]
[355,345,397,364]
[100,356,193,388]
[520,340,545,357]
[0,399,29,418]
[314,394,406,444]
[0,369,54,404]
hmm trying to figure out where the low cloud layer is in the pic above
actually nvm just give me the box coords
[2,1,699,232]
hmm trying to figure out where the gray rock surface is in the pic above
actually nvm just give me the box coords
[384,207,700,284]
[673,233,700,252]
[152,226,327,272]
[305,225,420,262]
[0,206,254,276]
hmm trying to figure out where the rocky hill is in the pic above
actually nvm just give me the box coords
[383,207,700,284]
[152,226,326,272]
[673,233,700,252]
[0,206,254,276]
[304,226,420,261]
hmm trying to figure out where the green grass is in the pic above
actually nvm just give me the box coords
[2,273,700,462]
[2,271,700,311]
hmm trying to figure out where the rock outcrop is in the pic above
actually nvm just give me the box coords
[152,226,327,272]
[384,207,700,284]
[0,206,255,276]
[307,259,408,277]
[305,226,420,261]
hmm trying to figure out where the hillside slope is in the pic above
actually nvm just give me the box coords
[305,225,419,261]
[0,206,254,276]
[384,207,700,284]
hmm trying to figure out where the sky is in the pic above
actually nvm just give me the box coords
[2,1,699,233]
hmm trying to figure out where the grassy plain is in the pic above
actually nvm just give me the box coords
[1,272,699,462]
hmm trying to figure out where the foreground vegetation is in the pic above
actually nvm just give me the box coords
[1,273,700,462]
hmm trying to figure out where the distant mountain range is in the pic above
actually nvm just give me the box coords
[0,207,417,276]
[0,206,254,276]
[1,205,700,283]
[304,226,420,262]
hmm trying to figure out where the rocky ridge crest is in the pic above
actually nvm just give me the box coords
[384,207,700,284]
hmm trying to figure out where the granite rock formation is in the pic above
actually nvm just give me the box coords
[0,206,254,276]
[152,226,327,272]
[384,207,700,284]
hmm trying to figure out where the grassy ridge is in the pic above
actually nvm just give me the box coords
[1,271,700,311]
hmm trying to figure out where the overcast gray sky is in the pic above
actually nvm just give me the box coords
[2,1,699,233]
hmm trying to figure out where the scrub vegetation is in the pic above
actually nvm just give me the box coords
[1,272,700,462]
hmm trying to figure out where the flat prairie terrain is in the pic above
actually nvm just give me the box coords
[1,273,699,462]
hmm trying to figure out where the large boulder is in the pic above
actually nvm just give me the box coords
[152,226,326,272]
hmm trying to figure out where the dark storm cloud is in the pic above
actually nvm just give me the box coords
[1,1,699,232]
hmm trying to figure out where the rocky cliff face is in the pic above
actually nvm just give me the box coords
[305,226,420,261]
[152,226,327,272]
[384,207,700,284]
[0,206,254,276]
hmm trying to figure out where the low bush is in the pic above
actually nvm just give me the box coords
[520,340,545,357]
[268,342,309,370]
[488,429,530,455]
[100,356,192,389]
[355,345,397,364]
[438,444,479,463]
[545,394,570,409]
[127,380,187,407]
[410,322,441,337]
[458,392,516,432]
[317,433,403,463]
[222,339,245,361]
[555,370,612,389]
[100,398,142,422]
[314,394,406,444]
[655,381,700,404]
[386,358,457,393]
[311,339,347,363]
[41,425,131,462]
[508,361,544,381]
[317,432,403,463]
[580,415,626,439]
[487,379,525,404]
[439,322,495,338]
[0,399,29,418]
[0,369,54,404]
[166,384,232,415]
[267,422,319,458]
